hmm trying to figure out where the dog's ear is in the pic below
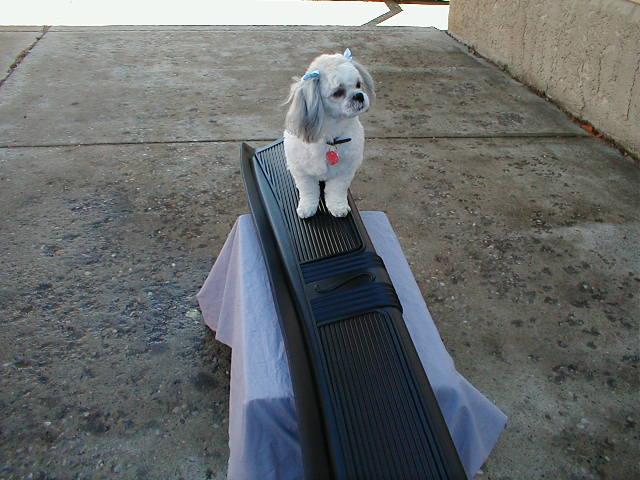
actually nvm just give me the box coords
[285,76,324,143]
[353,61,375,102]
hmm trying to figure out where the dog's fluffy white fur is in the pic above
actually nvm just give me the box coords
[284,51,374,218]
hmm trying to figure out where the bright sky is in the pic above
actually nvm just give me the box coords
[1,1,449,28]
[378,4,449,29]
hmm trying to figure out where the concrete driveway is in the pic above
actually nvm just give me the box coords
[0,25,638,479]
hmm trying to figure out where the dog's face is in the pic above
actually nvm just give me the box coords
[321,61,371,119]
[285,51,375,143]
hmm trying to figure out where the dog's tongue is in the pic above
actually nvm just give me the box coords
[326,150,340,166]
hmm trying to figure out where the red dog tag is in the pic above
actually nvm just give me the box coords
[326,150,340,166]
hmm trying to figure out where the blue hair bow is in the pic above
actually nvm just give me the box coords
[302,70,320,81]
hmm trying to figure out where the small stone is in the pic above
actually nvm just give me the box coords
[186,309,201,321]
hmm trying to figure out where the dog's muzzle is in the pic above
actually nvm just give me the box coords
[349,93,367,113]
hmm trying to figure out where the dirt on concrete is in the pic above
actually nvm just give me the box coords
[0,25,638,480]
[0,143,241,479]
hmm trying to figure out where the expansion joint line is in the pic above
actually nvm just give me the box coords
[0,25,50,90]
[0,133,589,150]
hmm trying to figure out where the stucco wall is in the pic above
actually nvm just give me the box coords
[449,0,640,158]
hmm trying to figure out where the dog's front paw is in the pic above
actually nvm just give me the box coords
[326,200,351,218]
[297,200,318,219]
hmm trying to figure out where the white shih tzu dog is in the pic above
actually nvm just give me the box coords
[284,48,374,218]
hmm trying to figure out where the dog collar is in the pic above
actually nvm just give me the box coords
[326,137,352,146]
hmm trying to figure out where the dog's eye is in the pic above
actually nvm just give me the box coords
[332,88,345,98]
[356,80,361,89]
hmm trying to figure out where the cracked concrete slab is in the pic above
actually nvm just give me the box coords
[0,141,241,479]
[0,26,45,32]
[0,134,637,478]
[0,29,584,147]
[0,31,42,78]
[354,136,639,480]
[0,24,637,480]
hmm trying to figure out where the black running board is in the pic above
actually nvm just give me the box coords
[241,139,466,480]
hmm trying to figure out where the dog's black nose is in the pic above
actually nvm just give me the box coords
[353,92,364,103]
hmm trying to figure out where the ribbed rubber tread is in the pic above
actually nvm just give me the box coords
[301,252,384,283]
[255,142,361,263]
[243,140,466,479]
[320,312,449,480]
[311,283,401,325]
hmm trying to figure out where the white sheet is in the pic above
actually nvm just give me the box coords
[197,212,507,479]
